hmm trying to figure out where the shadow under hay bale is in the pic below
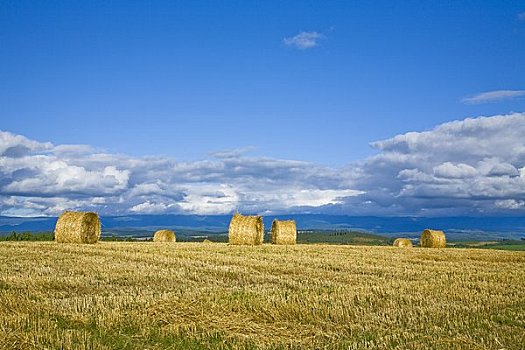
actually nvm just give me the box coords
[54,211,101,244]
[420,229,446,248]
[271,219,297,245]
[153,230,176,242]
[228,213,264,245]
[393,238,413,248]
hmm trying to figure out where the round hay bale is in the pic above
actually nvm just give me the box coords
[54,211,101,244]
[153,230,176,242]
[393,238,413,248]
[271,219,297,245]
[228,213,264,245]
[203,239,212,243]
[420,229,446,248]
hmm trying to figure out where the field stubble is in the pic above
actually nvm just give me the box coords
[0,242,524,349]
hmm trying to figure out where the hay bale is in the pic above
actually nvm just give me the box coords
[393,238,413,248]
[420,229,446,248]
[228,213,264,245]
[54,211,101,244]
[203,239,212,243]
[153,230,176,242]
[271,219,297,245]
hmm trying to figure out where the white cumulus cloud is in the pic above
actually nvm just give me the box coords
[433,162,477,179]
[340,113,525,216]
[283,31,324,49]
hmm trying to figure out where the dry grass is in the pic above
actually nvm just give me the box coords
[0,242,524,349]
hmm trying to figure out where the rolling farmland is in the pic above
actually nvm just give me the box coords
[1,242,524,349]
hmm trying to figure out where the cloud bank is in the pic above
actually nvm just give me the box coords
[1,113,525,216]
[339,113,525,216]
[0,132,360,216]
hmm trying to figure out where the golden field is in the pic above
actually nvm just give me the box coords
[0,242,524,349]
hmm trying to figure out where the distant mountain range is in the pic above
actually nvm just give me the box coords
[1,214,525,241]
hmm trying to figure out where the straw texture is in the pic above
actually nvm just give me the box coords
[228,213,264,245]
[393,238,413,248]
[271,220,297,245]
[54,211,101,244]
[153,230,176,242]
[420,229,446,248]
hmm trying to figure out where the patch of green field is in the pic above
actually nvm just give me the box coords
[451,240,525,251]
[297,230,389,245]
[0,231,54,241]
[0,229,392,246]
[485,244,525,251]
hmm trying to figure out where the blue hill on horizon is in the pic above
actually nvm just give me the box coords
[1,214,525,241]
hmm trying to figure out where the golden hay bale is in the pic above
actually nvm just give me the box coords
[54,211,101,244]
[420,229,446,248]
[203,239,212,243]
[228,213,264,245]
[271,219,297,245]
[153,230,176,242]
[393,238,413,248]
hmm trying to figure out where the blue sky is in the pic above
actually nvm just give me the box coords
[1,1,525,216]
[2,1,524,164]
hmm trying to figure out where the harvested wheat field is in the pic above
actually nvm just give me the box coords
[0,242,524,350]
